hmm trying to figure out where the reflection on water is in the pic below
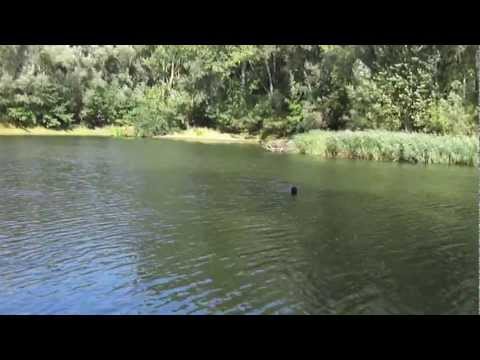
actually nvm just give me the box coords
[0,137,477,314]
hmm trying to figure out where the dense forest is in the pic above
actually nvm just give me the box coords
[0,45,478,138]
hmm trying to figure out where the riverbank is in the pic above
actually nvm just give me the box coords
[0,124,135,137]
[263,130,479,167]
[0,124,257,144]
[154,128,258,144]
[2,124,477,167]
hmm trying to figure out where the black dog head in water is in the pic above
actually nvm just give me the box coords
[290,186,298,195]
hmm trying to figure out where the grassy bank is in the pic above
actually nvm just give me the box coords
[2,123,478,167]
[0,124,135,137]
[275,130,478,166]
[155,127,258,144]
[0,124,258,144]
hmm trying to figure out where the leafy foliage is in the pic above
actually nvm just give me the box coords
[0,45,478,136]
[126,86,190,137]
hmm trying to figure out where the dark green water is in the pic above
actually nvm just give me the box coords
[0,137,477,314]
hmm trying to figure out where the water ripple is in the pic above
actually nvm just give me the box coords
[0,137,476,314]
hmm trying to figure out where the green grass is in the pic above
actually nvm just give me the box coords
[0,124,135,138]
[291,130,479,166]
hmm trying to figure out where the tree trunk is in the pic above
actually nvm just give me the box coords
[265,58,274,96]
[14,45,28,80]
[248,60,269,94]
[187,97,194,129]
[303,70,312,93]
[476,45,479,101]
[272,52,276,85]
[169,61,175,89]
[476,45,479,134]
[241,62,246,91]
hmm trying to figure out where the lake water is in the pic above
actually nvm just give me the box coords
[0,137,477,314]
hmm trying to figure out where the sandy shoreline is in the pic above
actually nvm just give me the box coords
[0,125,124,137]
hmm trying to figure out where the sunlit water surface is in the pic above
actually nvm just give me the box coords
[0,137,477,314]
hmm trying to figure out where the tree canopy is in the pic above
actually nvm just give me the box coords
[0,45,478,137]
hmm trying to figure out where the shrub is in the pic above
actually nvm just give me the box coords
[6,107,37,127]
[2,74,74,129]
[82,80,134,128]
[347,59,436,132]
[423,82,476,135]
[127,86,190,137]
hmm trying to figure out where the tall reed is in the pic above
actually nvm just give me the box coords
[292,130,478,166]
